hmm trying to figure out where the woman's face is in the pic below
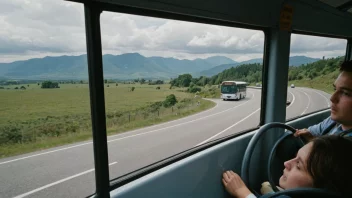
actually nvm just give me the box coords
[279,142,314,189]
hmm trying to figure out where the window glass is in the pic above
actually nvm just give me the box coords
[286,34,347,120]
[0,1,96,198]
[99,12,264,180]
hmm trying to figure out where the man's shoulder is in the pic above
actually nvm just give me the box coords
[321,116,336,125]
[308,116,336,136]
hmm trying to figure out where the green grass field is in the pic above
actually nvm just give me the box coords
[0,83,215,158]
[0,83,192,124]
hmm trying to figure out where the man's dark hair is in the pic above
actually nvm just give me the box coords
[339,60,352,72]
[306,135,352,197]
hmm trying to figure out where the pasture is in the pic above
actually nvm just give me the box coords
[0,83,214,157]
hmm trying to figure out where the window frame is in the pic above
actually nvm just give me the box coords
[82,1,352,197]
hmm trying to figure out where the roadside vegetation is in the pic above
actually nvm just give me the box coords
[0,83,214,158]
[170,56,344,95]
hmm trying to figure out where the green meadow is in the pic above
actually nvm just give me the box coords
[0,83,215,158]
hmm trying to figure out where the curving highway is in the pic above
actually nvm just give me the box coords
[0,87,331,198]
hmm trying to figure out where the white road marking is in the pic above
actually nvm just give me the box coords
[13,162,117,198]
[195,108,261,146]
[107,100,219,139]
[300,90,311,115]
[0,93,255,166]
[107,92,255,144]
[0,142,93,165]
[107,90,257,139]
[308,88,330,108]
[287,91,295,108]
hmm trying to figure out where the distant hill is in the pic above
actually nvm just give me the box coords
[289,56,321,66]
[149,55,236,74]
[239,58,262,64]
[149,57,211,74]
[0,54,320,80]
[102,53,173,79]
[200,56,320,76]
[198,63,240,77]
[239,56,320,66]
[190,56,343,88]
[1,55,89,80]
[202,56,237,66]
[0,53,236,80]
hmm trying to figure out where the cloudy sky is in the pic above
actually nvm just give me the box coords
[0,0,347,63]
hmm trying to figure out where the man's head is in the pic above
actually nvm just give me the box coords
[330,60,352,128]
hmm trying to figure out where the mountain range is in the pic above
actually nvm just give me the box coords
[0,53,319,80]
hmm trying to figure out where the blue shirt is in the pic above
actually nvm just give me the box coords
[248,193,290,198]
[308,117,352,137]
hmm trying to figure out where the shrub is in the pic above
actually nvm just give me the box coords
[175,98,192,109]
[148,101,163,112]
[65,122,80,133]
[0,125,23,144]
[163,94,177,107]
[188,87,201,93]
[106,111,123,119]
[41,81,60,89]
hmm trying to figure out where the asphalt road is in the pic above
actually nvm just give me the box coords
[0,87,331,198]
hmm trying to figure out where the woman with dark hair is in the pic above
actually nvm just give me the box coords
[222,135,352,198]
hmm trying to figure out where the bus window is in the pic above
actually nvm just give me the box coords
[0,1,97,198]
[100,12,264,181]
[286,34,347,120]
[221,85,237,93]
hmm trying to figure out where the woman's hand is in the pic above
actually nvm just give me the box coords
[222,171,252,198]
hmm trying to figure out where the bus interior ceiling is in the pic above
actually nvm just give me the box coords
[64,0,352,197]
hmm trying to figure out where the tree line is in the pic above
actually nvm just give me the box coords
[170,56,344,88]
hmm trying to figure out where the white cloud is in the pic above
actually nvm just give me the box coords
[0,0,347,63]
[100,15,265,55]
[0,0,86,57]
[291,34,346,54]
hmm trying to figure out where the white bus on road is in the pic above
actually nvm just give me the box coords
[220,81,247,101]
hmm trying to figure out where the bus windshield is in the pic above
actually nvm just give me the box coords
[221,85,237,93]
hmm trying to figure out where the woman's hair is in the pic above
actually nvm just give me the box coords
[306,135,352,196]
